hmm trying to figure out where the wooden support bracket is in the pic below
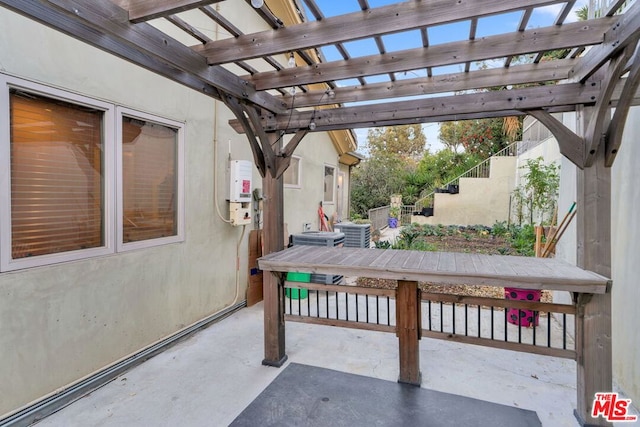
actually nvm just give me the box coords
[275,130,309,179]
[583,47,635,167]
[223,95,267,177]
[243,105,278,177]
[606,44,640,166]
[526,110,585,169]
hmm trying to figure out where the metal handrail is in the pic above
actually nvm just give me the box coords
[415,141,519,210]
[367,205,390,231]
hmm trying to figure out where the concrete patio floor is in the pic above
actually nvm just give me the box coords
[35,302,581,427]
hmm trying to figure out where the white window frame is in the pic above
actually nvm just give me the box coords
[116,107,185,252]
[0,75,115,272]
[323,163,336,204]
[284,155,302,188]
[0,75,186,272]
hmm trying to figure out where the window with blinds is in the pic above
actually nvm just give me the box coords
[9,90,104,259]
[121,116,177,243]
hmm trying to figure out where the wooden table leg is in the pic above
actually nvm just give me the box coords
[262,271,287,367]
[575,292,612,426]
[396,280,421,386]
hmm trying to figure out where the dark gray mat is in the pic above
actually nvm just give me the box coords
[230,363,541,427]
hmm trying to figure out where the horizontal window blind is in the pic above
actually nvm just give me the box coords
[122,117,177,243]
[10,90,104,259]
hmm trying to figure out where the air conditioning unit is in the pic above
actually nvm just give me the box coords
[333,223,371,248]
[291,231,345,284]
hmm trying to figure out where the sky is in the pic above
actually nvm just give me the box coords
[303,0,589,154]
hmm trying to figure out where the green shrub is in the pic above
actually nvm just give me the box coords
[374,240,392,249]
[509,224,536,256]
[491,220,509,237]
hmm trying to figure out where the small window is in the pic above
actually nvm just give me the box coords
[117,108,184,250]
[284,156,301,188]
[323,165,335,204]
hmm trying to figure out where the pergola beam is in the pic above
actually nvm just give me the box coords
[569,0,640,83]
[0,0,226,99]
[113,0,225,23]
[196,0,568,65]
[287,60,575,108]
[0,0,285,113]
[254,83,600,132]
[248,18,616,91]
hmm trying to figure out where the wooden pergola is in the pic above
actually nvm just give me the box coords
[3,1,639,425]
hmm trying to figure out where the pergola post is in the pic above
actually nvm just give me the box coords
[396,280,422,386]
[262,145,287,367]
[223,95,291,366]
[574,109,613,426]
[260,129,308,367]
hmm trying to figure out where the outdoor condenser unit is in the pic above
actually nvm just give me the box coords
[228,160,252,226]
[333,223,371,248]
[291,232,345,284]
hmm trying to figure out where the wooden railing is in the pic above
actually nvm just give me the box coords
[283,282,576,360]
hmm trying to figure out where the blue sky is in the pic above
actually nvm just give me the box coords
[303,0,588,152]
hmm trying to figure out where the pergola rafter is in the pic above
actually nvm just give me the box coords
[195,0,570,65]
[247,18,615,90]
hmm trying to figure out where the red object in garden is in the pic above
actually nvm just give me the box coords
[505,287,541,327]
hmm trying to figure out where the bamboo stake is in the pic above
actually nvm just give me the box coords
[542,210,576,258]
[535,225,544,257]
[542,202,576,258]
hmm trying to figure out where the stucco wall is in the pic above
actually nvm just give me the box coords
[0,6,345,416]
[283,134,344,236]
[610,107,640,403]
[0,8,243,415]
[538,110,640,407]
[412,157,516,226]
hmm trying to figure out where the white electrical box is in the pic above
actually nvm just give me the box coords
[227,160,252,226]
[228,160,253,203]
[230,202,251,226]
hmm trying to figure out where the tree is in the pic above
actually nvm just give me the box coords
[350,125,428,217]
[438,118,517,157]
[438,121,465,153]
[416,149,482,191]
[576,5,589,20]
[350,154,413,217]
[503,116,522,142]
[366,125,427,160]
[513,157,560,225]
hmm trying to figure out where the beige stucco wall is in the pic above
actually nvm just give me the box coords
[609,108,640,404]
[411,157,516,226]
[536,110,640,407]
[283,135,346,236]
[0,5,345,416]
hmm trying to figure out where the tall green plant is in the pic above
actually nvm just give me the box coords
[514,157,560,225]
